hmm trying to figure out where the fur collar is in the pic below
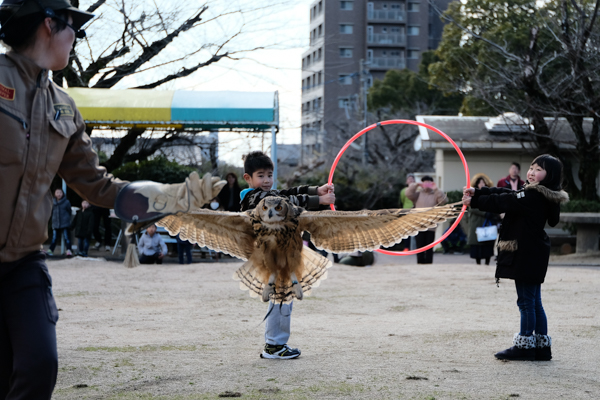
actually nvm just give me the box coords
[524,182,569,204]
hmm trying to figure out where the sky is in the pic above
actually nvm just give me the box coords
[78,0,317,166]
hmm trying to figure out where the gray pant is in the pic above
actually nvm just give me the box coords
[264,301,293,345]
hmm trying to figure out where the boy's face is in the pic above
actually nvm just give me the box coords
[243,168,273,191]
[81,201,90,210]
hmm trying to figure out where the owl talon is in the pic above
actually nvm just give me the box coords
[292,281,303,300]
[262,283,275,302]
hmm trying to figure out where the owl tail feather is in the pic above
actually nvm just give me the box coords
[232,247,333,303]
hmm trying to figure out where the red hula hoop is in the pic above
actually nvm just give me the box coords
[327,119,470,256]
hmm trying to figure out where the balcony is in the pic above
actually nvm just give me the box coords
[367,9,406,22]
[368,57,406,69]
[367,33,406,46]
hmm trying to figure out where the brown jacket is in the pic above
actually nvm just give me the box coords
[405,183,447,207]
[0,51,125,263]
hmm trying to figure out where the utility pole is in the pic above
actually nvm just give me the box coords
[360,59,370,166]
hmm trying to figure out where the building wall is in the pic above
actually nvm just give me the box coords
[301,0,452,165]
[436,150,535,192]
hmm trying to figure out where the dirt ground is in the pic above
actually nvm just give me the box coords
[47,252,600,400]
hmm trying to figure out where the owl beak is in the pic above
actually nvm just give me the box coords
[268,209,274,219]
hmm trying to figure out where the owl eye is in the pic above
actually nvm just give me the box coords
[263,206,268,211]
[275,205,282,211]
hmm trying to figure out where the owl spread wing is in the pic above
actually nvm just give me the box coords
[298,202,463,253]
[157,210,255,260]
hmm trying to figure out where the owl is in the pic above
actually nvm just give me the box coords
[156,196,462,303]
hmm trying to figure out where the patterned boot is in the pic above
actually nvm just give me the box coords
[494,333,536,361]
[534,334,552,361]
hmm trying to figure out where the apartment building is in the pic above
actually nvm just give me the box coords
[300,0,451,164]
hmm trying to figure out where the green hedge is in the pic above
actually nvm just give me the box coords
[561,200,600,213]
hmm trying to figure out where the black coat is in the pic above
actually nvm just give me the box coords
[471,183,569,284]
[71,208,95,239]
[217,184,242,212]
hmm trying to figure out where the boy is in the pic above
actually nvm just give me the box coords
[71,200,95,257]
[240,151,334,359]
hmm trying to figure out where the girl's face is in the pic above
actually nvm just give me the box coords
[527,163,547,184]
[477,179,487,189]
[54,189,64,200]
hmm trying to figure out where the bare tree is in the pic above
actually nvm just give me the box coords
[430,0,600,200]
[58,0,281,172]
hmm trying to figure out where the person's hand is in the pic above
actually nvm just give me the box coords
[319,192,335,205]
[462,194,472,206]
[463,187,475,196]
[158,253,164,259]
[318,184,334,196]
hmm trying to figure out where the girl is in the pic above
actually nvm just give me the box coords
[463,155,568,361]
[467,173,498,265]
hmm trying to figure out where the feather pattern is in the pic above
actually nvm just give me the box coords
[157,210,255,260]
[234,247,332,303]
[154,197,462,302]
[298,202,463,253]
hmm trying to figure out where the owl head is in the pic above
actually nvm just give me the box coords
[255,196,298,223]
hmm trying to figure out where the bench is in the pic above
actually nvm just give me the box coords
[560,213,600,254]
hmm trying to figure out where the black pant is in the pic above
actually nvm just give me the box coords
[0,252,58,399]
[139,252,163,264]
[92,206,112,246]
[416,231,435,264]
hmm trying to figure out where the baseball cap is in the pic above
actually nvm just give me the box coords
[0,0,94,29]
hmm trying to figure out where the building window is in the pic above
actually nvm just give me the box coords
[408,2,420,12]
[339,47,353,57]
[339,74,353,85]
[340,24,353,34]
[340,1,353,10]
[338,98,350,108]
[318,48,322,60]
[391,27,401,33]
[307,54,311,65]
[318,24,323,36]
[390,51,401,56]
[407,49,419,59]
[318,0,323,13]
[318,71,322,84]
[391,4,402,9]
[408,26,420,36]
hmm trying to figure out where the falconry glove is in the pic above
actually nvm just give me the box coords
[114,172,226,230]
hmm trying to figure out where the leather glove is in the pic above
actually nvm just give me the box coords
[133,171,225,213]
[114,172,226,226]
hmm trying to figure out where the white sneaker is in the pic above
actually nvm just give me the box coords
[93,242,101,250]
[66,250,73,256]
[105,245,111,251]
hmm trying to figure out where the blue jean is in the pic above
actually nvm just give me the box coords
[265,301,292,345]
[77,237,90,255]
[515,281,548,336]
[177,242,192,264]
[48,228,72,252]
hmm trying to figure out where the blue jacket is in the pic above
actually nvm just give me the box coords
[51,197,72,229]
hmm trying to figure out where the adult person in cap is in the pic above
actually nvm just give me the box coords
[0,2,224,397]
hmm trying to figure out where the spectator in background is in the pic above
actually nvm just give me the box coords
[176,234,193,264]
[91,205,112,252]
[71,200,94,257]
[138,224,168,264]
[399,173,415,208]
[467,173,499,265]
[218,172,242,212]
[48,188,73,256]
[497,162,525,190]
[399,173,416,251]
[406,176,447,264]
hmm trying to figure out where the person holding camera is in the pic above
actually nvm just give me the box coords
[405,176,447,264]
